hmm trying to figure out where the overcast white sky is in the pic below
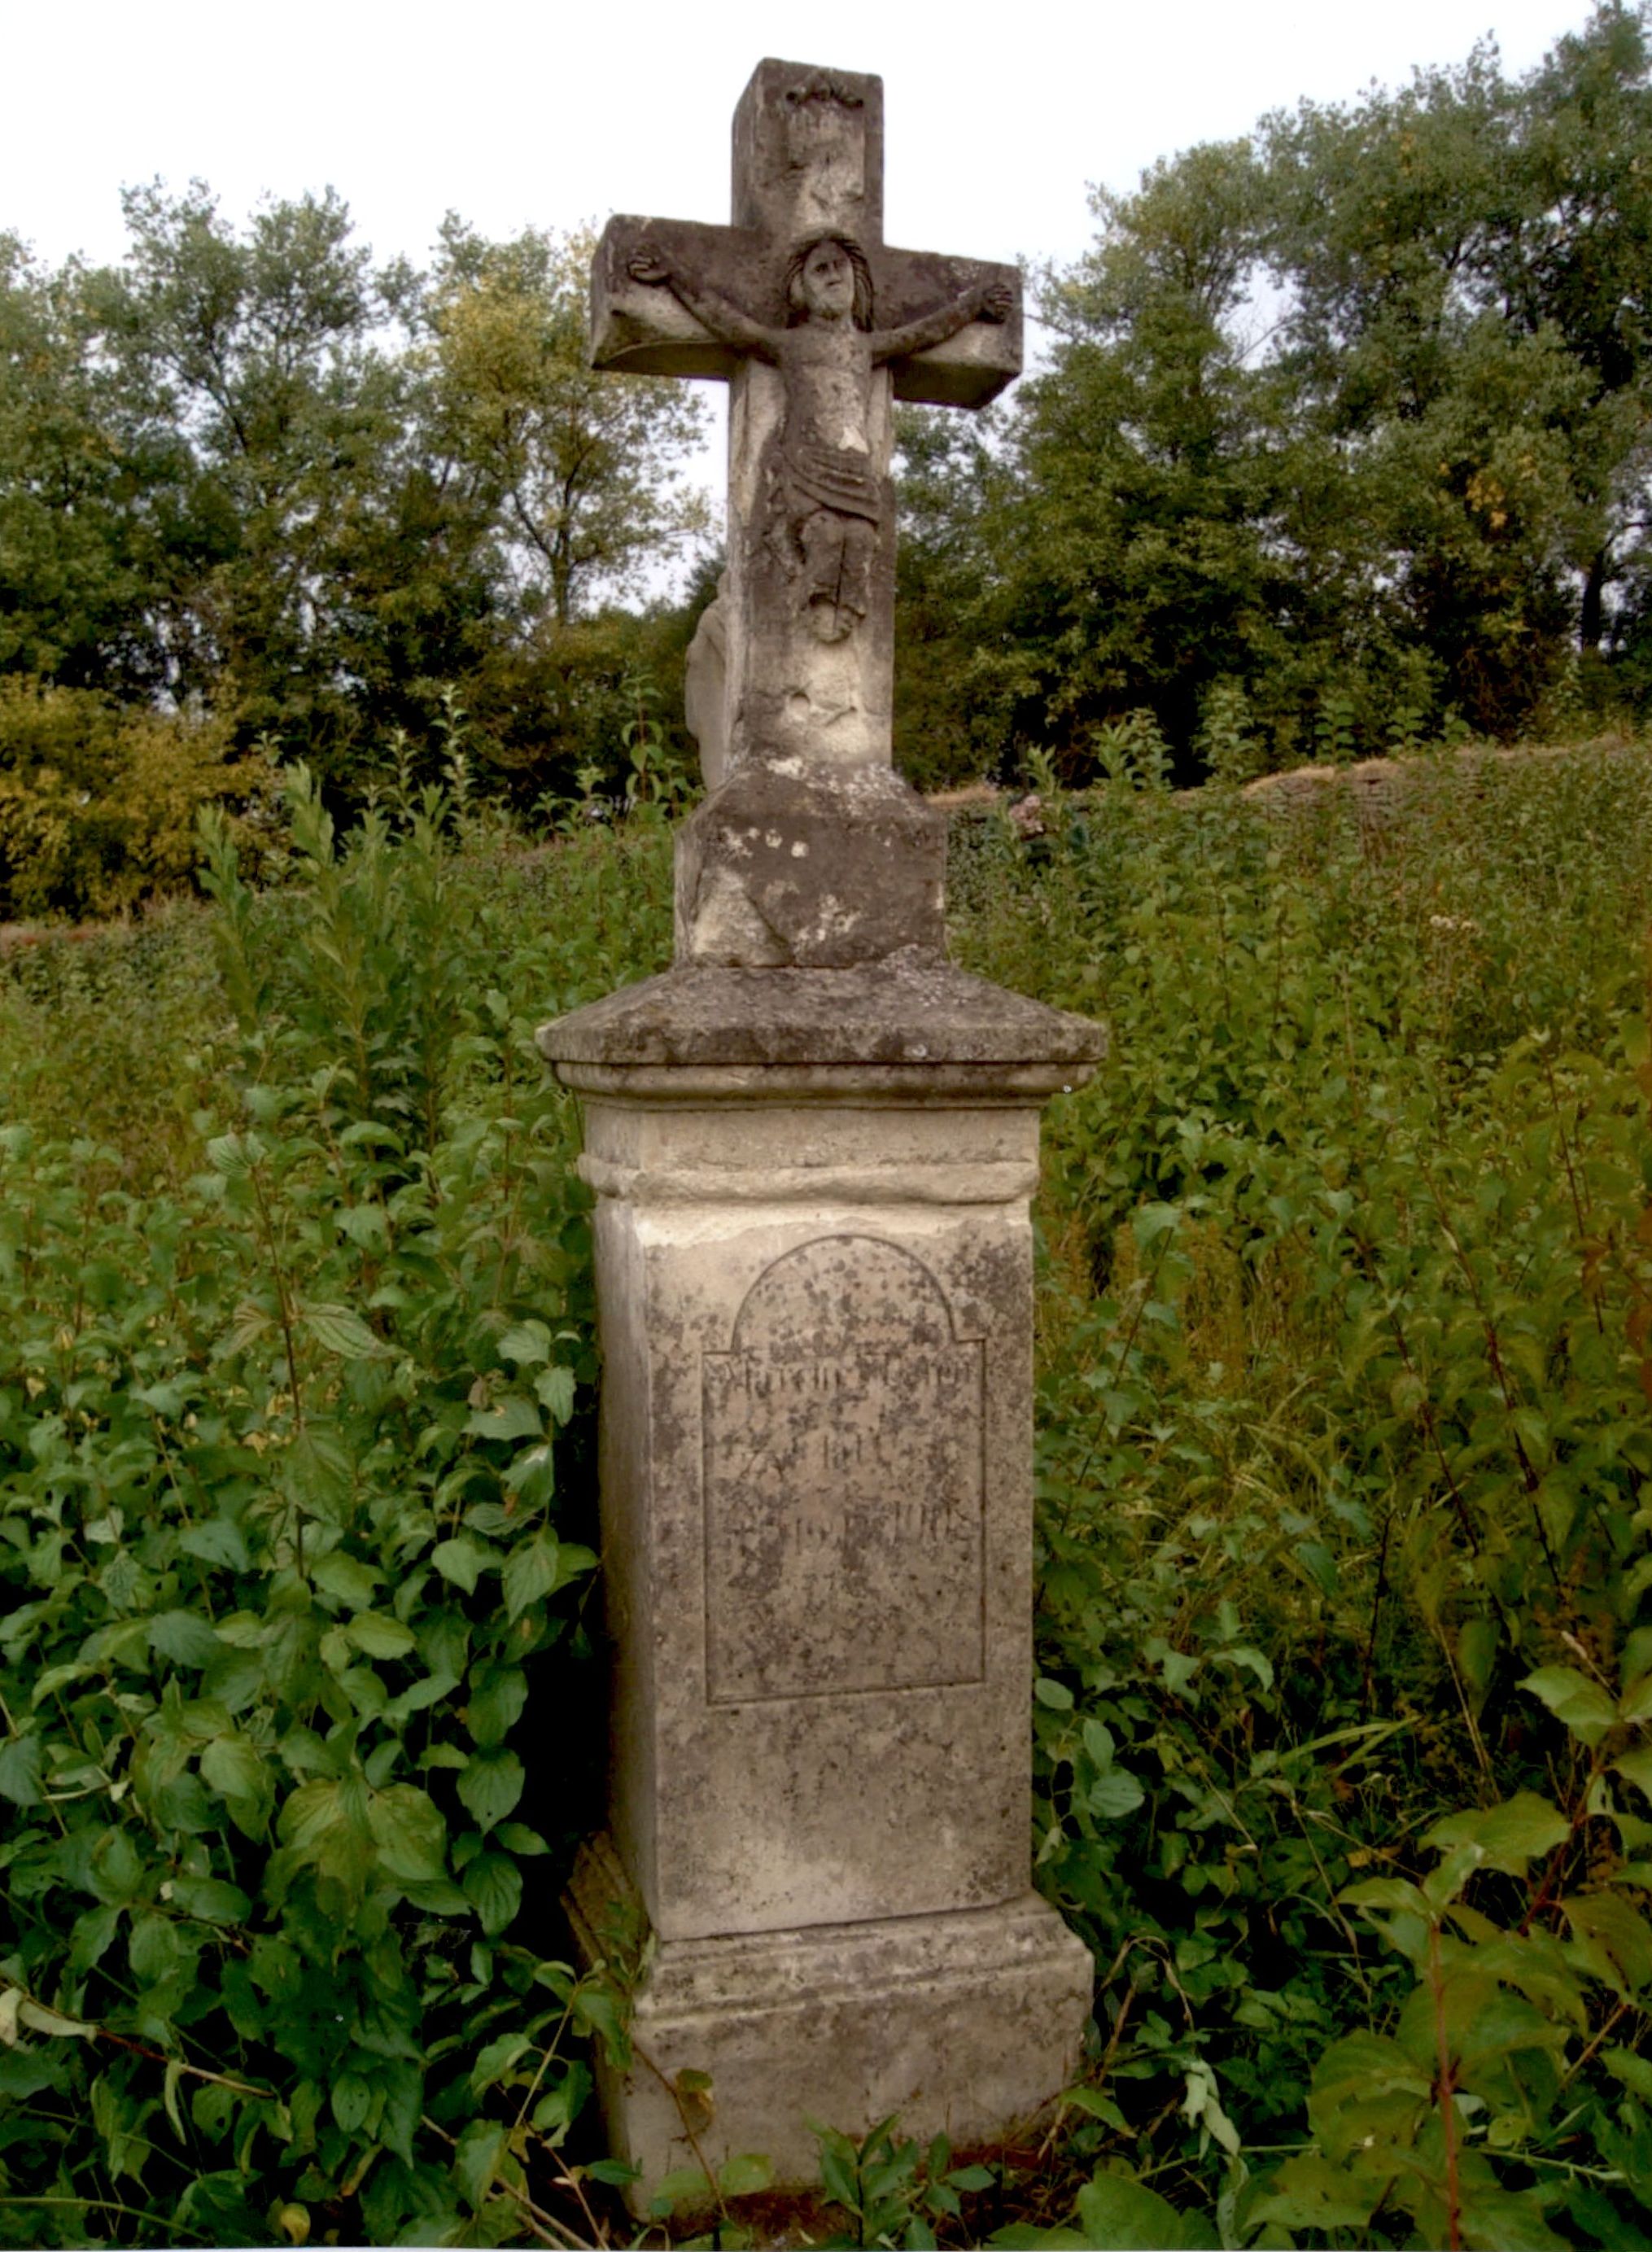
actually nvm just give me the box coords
[2,0,1606,584]
[5,1,1604,276]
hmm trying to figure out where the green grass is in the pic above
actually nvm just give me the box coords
[0,746,1648,2248]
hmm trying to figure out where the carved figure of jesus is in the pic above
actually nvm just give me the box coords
[629,234,1012,643]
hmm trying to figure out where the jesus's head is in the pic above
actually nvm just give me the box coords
[785,235,873,330]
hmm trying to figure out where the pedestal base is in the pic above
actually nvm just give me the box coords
[566,1835,1094,2207]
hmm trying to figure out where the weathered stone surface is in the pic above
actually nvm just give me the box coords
[589,58,1020,781]
[566,1835,1092,2204]
[672,762,946,965]
[544,55,1102,2207]
[683,577,730,789]
[573,1079,1063,1942]
[539,951,1108,1071]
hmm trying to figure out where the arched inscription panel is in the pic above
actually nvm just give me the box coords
[702,1235,986,1703]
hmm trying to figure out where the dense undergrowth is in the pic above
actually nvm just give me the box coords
[0,741,1650,2249]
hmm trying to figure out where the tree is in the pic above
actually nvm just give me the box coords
[89,181,442,767]
[0,237,151,694]
[897,6,1652,772]
[422,221,709,632]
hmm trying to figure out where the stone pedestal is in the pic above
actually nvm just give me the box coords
[540,956,1104,2201]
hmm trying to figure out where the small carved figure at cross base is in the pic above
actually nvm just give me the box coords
[628,236,1010,645]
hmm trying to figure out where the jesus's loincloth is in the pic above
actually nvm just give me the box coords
[781,440,882,523]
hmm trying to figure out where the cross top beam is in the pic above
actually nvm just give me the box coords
[592,60,1019,409]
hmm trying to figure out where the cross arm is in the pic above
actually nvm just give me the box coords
[591,214,1021,408]
[877,251,1022,408]
[590,216,764,381]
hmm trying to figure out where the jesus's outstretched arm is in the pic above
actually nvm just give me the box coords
[870,280,1014,368]
[627,246,781,364]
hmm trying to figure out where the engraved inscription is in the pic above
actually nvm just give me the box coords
[703,1235,986,1703]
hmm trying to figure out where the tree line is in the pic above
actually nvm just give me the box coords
[0,193,712,911]
[1,4,1650,909]
[896,1,1652,784]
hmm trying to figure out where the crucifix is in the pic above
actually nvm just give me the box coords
[546,63,1096,2207]
[591,59,1021,781]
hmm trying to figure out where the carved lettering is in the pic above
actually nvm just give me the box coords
[703,1238,986,1702]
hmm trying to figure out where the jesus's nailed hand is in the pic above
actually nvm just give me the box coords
[977,282,1014,323]
[628,246,671,286]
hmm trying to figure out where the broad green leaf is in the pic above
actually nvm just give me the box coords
[68,1904,122,1976]
[1453,2184,1569,2251]
[650,2166,713,2218]
[492,1821,548,1856]
[345,1612,416,1660]
[332,2071,373,2133]
[718,2154,773,2197]
[533,1366,576,1424]
[463,1849,522,1937]
[1034,1677,1074,1710]
[310,1551,381,1609]
[502,1533,559,1624]
[1615,1746,1652,1801]
[302,1303,393,1361]
[466,1666,527,1747]
[1423,1792,1571,1874]
[168,1875,251,1926]
[431,1535,494,1594]
[1243,2154,1379,2236]
[1562,1891,1652,1993]
[279,1778,352,1853]
[148,1610,222,1668]
[1074,2171,1217,2250]
[505,1441,557,1507]
[399,1878,470,1915]
[368,1783,448,1881]
[469,2031,532,2097]
[1307,2032,1431,2162]
[1090,1770,1146,1820]
[454,2117,504,2209]
[457,1747,524,1831]
[1521,1666,1616,1747]
[466,1397,542,1443]
[497,1320,552,1366]
[180,1517,252,1572]
[200,1733,265,1804]
[0,1733,43,1806]
[1063,2086,1127,2130]
[1340,1877,1431,1917]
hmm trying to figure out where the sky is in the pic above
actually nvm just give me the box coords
[4,1,1606,277]
[2,0,1609,584]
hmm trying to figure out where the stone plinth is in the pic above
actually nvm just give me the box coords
[539,958,1104,2200]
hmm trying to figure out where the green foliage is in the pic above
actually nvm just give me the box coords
[2,192,712,804]
[894,5,1652,779]
[1,741,1649,2245]
[423,221,709,634]
[951,739,1652,2242]
[0,677,273,920]
[0,769,673,2245]
[811,2117,995,2250]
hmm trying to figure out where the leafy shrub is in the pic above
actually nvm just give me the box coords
[0,772,673,2246]
[956,743,1652,2245]
[0,679,273,922]
[2,741,1650,2246]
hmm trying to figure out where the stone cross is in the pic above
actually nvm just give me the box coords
[591,60,1020,783]
[543,59,1101,2211]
